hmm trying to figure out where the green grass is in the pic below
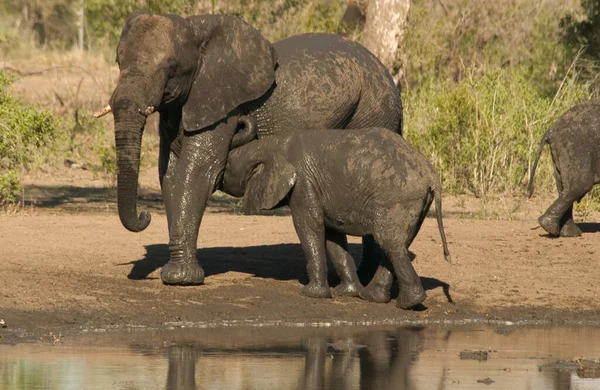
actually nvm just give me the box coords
[405,65,592,197]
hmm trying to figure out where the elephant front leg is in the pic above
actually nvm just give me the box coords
[357,235,384,285]
[160,117,239,285]
[325,229,362,296]
[290,191,332,298]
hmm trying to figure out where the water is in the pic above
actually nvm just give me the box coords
[0,325,599,389]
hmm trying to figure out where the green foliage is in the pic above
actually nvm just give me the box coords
[0,71,61,203]
[404,0,577,96]
[92,145,117,185]
[0,26,19,56]
[0,170,21,203]
[406,66,591,196]
[560,0,600,94]
[561,0,600,59]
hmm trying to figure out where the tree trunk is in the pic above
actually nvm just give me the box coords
[360,0,410,87]
[77,0,84,51]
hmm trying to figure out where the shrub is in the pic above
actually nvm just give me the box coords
[0,71,61,203]
[405,66,592,196]
[404,0,578,95]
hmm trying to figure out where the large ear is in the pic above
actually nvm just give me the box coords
[182,15,277,131]
[243,156,296,214]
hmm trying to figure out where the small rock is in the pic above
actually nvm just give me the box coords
[0,319,6,328]
[494,326,512,336]
[460,349,489,361]
[477,377,495,385]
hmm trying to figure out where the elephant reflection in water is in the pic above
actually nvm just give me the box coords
[166,345,200,390]
[158,327,424,389]
[302,327,425,390]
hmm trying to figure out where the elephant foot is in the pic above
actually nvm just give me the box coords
[396,286,427,310]
[560,220,582,237]
[334,281,363,297]
[538,214,560,237]
[359,283,391,303]
[161,260,205,286]
[302,282,332,299]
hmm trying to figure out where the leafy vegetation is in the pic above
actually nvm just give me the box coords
[405,67,591,196]
[0,71,61,203]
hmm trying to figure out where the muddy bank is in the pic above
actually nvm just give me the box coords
[1,211,600,344]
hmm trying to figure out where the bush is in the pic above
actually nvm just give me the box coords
[0,71,61,203]
[405,66,592,196]
[404,0,578,95]
[0,170,20,203]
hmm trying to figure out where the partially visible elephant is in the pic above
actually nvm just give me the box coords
[528,100,600,237]
[222,127,451,309]
[97,10,403,286]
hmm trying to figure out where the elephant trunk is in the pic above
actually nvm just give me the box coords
[115,120,151,232]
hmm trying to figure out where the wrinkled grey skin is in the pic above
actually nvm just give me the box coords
[110,10,402,286]
[529,100,600,237]
[222,128,451,309]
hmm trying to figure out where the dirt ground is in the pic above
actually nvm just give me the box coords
[1,168,600,344]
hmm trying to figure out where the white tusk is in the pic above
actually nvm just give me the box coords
[93,105,112,118]
[144,106,155,116]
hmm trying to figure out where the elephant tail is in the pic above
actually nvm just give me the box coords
[528,129,551,198]
[433,180,451,263]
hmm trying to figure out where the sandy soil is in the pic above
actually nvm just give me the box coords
[1,172,600,344]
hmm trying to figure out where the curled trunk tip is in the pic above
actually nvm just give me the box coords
[120,210,152,232]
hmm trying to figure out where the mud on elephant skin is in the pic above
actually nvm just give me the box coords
[529,100,600,237]
[222,128,451,309]
[96,10,403,286]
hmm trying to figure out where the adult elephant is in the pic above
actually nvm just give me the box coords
[97,10,403,286]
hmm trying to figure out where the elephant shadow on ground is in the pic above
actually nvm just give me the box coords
[123,243,321,284]
[577,223,600,234]
[122,244,454,304]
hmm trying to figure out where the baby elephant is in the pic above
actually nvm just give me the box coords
[529,100,600,237]
[222,125,451,309]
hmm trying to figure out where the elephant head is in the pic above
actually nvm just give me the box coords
[100,10,277,232]
[223,140,296,214]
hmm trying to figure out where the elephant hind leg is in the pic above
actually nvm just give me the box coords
[539,190,590,236]
[379,240,425,310]
[559,206,582,237]
[539,168,591,237]
[360,202,428,308]
[358,254,394,304]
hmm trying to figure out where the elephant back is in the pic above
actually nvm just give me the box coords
[243,33,402,138]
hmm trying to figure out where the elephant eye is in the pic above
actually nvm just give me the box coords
[166,58,177,75]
